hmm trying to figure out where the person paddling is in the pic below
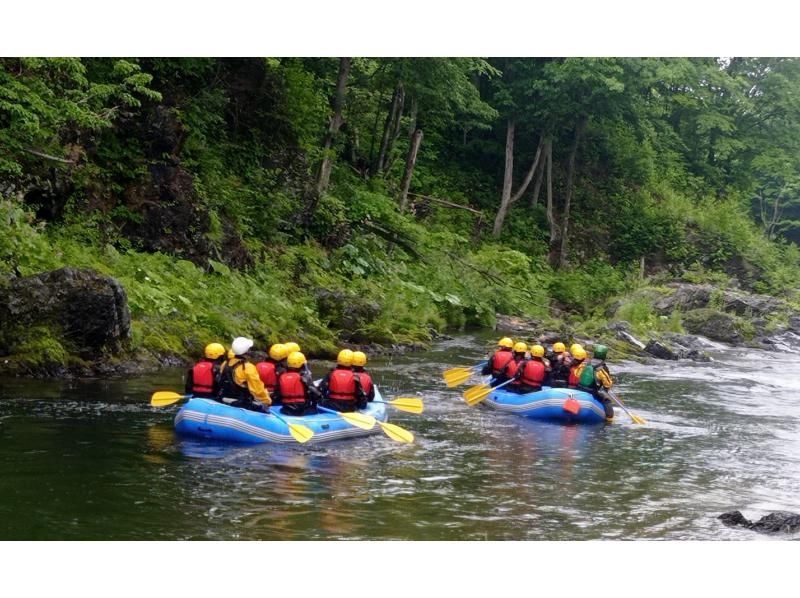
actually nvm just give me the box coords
[481,337,515,386]
[503,342,529,393]
[567,345,586,389]
[185,342,226,399]
[277,351,321,416]
[352,351,375,402]
[512,344,549,393]
[256,343,288,405]
[547,342,572,387]
[576,344,615,422]
[217,336,272,412]
[318,349,365,412]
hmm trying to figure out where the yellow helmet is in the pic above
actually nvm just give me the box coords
[269,343,289,361]
[498,337,514,349]
[285,342,301,354]
[337,349,354,367]
[531,344,545,358]
[227,349,235,359]
[204,342,226,360]
[287,351,306,369]
[352,351,367,367]
[513,342,528,353]
[572,346,587,360]
[553,342,566,354]
[570,343,584,356]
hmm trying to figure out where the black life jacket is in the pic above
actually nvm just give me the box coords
[218,359,251,401]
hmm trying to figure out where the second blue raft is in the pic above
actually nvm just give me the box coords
[484,383,607,424]
[175,386,387,444]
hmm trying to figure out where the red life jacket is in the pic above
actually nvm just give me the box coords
[278,371,306,404]
[356,370,373,398]
[191,360,216,395]
[505,358,522,386]
[520,359,545,388]
[328,368,357,402]
[256,360,278,392]
[568,362,584,387]
[491,349,514,376]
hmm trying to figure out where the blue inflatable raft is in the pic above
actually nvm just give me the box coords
[484,383,608,424]
[175,386,387,444]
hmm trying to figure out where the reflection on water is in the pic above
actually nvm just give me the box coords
[2,330,800,540]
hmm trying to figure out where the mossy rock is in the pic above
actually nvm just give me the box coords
[681,308,749,344]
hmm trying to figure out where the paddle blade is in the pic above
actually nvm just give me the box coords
[443,370,474,387]
[387,397,424,414]
[150,391,188,407]
[338,411,377,430]
[287,423,315,443]
[463,384,492,406]
[377,421,414,443]
[630,414,647,425]
[443,366,474,378]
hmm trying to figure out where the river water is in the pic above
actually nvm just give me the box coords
[1,330,799,541]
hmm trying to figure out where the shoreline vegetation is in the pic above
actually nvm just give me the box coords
[2,58,800,377]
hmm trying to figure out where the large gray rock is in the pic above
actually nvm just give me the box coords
[654,283,785,318]
[644,339,679,360]
[0,267,131,356]
[681,308,743,344]
[719,510,800,534]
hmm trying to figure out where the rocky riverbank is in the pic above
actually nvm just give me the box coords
[3,266,800,378]
[495,281,800,364]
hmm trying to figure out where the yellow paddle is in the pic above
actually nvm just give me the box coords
[150,391,190,407]
[443,363,484,387]
[317,406,414,443]
[375,421,414,443]
[609,391,646,425]
[317,405,376,430]
[373,397,424,414]
[463,378,513,407]
[270,412,315,443]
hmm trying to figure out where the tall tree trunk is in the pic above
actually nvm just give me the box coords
[492,118,516,236]
[529,152,545,207]
[546,139,558,263]
[398,129,423,212]
[315,57,352,195]
[375,81,404,174]
[556,117,587,268]
[492,128,545,236]
[510,135,544,203]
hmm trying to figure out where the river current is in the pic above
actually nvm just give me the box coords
[1,331,799,540]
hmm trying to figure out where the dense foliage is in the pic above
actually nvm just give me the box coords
[2,57,800,364]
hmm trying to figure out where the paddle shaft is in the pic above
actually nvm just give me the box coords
[608,391,643,424]
[466,377,514,405]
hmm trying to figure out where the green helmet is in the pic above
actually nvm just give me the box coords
[593,344,608,360]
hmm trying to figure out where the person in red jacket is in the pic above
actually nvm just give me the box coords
[256,343,288,405]
[481,337,516,386]
[503,342,529,393]
[185,342,226,399]
[352,351,375,402]
[318,349,365,412]
[513,344,548,394]
[277,351,320,416]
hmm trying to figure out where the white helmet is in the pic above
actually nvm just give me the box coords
[231,336,254,356]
